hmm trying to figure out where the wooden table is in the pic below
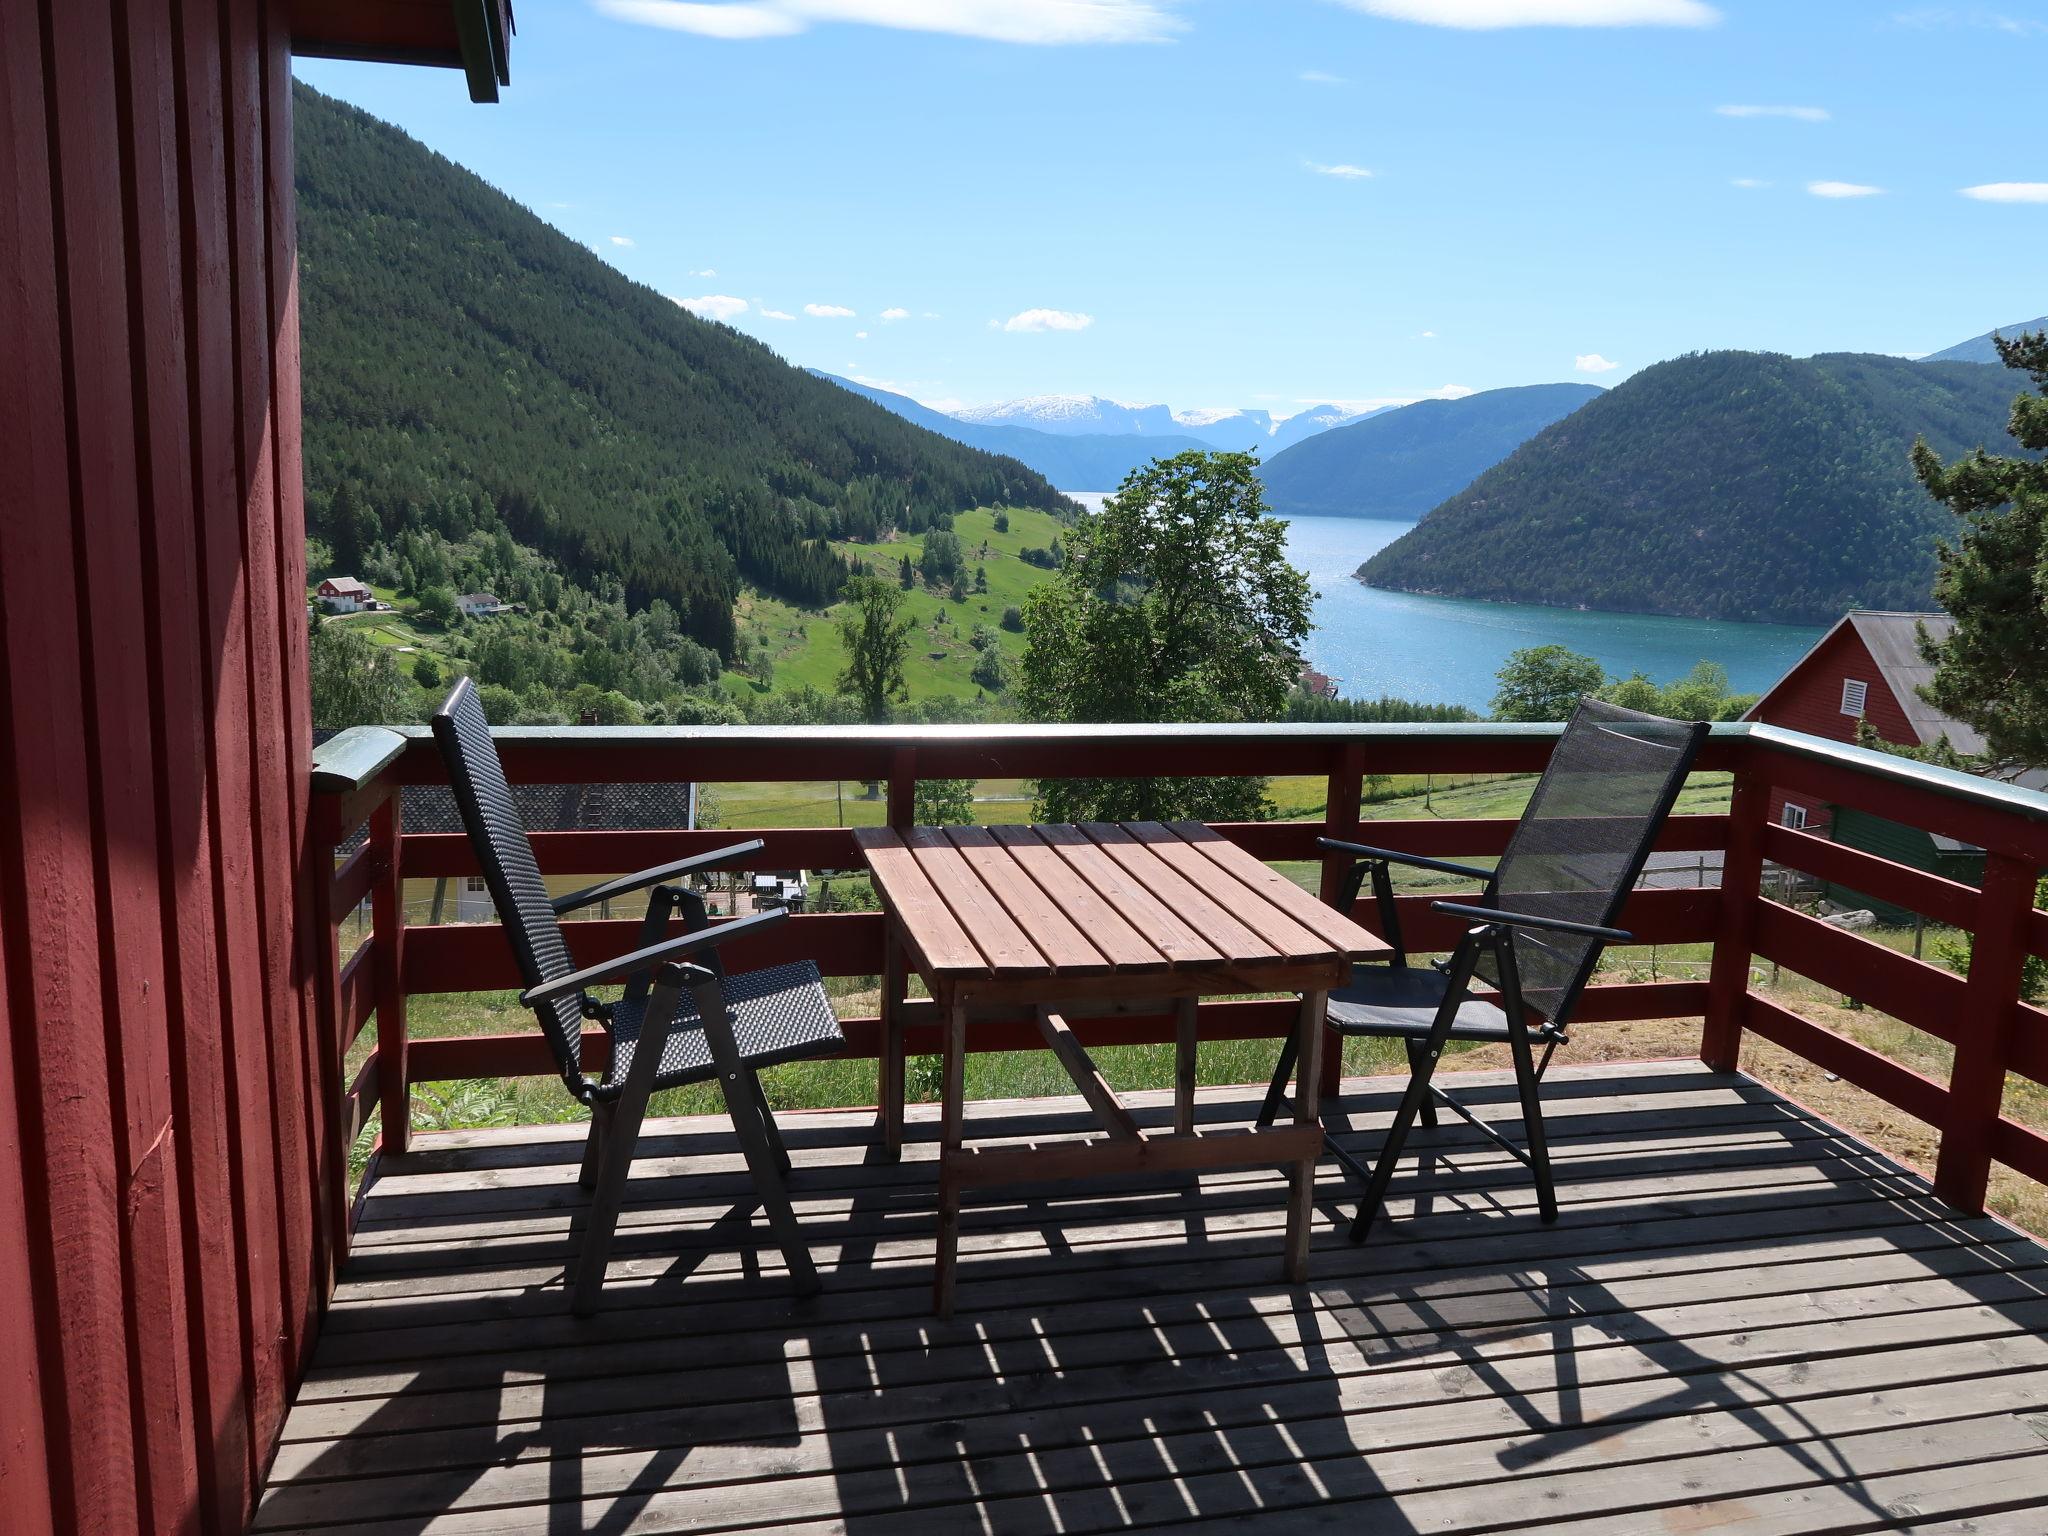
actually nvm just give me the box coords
[854,820,1390,1315]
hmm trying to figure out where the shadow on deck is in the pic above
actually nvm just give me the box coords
[258,1062,2048,1535]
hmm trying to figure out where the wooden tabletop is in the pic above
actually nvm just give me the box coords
[855,820,1389,986]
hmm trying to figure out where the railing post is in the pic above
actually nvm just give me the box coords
[369,791,409,1157]
[1317,741,1366,1101]
[886,746,915,831]
[1935,852,2037,1212]
[308,794,350,1271]
[1701,769,1767,1071]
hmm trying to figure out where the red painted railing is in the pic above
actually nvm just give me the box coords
[308,720,2048,1236]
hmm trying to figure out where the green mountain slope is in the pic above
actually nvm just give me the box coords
[294,84,1067,657]
[1258,382,1603,520]
[1357,351,2026,624]
[1924,316,2048,366]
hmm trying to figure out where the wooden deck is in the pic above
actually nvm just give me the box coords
[259,1062,2048,1535]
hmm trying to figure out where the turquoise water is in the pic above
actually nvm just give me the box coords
[1283,514,1824,713]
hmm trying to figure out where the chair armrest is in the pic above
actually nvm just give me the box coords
[521,907,788,1006]
[1430,900,1632,943]
[1317,838,1495,883]
[551,838,766,915]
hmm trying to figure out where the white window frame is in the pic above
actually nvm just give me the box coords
[464,874,488,895]
[1781,803,1809,831]
[1840,678,1868,717]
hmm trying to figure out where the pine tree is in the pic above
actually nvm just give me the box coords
[1911,329,2048,768]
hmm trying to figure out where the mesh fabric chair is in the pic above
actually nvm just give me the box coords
[431,678,845,1314]
[1259,699,1707,1241]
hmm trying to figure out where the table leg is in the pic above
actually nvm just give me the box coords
[933,995,966,1319]
[1173,995,1198,1137]
[1284,989,1329,1284]
[879,932,906,1160]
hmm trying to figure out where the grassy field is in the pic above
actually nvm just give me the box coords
[727,505,1068,706]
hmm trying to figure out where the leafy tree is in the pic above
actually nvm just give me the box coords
[476,683,523,724]
[1911,329,2048,768]
[948,572,968,603]
[993,510,1009,534]
[970,644,1008,692]
[921,528,965,587]
[308,618,411,728]
[1019,451,1312,822]
[999,605,1024,633]
[835,573,912,723]
[973,565,988,594]
[1283,691,1478,723]
[1491,645,1605,721]
[411,653,443,691]
[968,623,1000,651]
[914,778,975,826]
[1597,659,1757,721]
[898,553,915,590]
[415,584,458,628]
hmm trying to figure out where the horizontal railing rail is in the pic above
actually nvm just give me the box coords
[308,718,2048,1249]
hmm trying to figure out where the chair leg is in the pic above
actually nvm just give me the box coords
[573,985,677,1316]
[692,977,820,1296]
[745,1068,793,1178]
[1405,1041,1439,1128]
[1257,1034,1298,1128]
[1506,1016,1558,1224]
[578,1101,612,1192]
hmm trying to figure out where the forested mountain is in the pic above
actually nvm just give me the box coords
[1925,316,2048,366]
[295,84,1067,656]
[1258,383,1602,520]
[813,373,1210,489]
[1357,351,2026,624]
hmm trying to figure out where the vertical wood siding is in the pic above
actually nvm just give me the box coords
[0,1,334,1528]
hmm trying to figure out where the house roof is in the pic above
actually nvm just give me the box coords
[457,592,500,605]
[324,576,372,595]
[1747,610,1983,754]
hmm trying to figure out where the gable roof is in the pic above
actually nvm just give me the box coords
[322,576,372,595]
[1747,610,1983,754]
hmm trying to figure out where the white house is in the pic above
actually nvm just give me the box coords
[456,591,506,619]
[316,575,373,613]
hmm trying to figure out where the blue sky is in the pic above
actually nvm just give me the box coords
[296,0,2048,417]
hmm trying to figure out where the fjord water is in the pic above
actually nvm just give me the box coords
[1282,514,1825,712]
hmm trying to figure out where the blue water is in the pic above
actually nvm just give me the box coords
[1281,515,1824,712]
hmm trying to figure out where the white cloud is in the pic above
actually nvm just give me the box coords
[1307,161,1375,179]
[675,294,749,321]
[1335,0,1718,27]
[1893,8,2048,36]
[922,310,942,318]
[759,307,796,320]
[1299,69,1347,83]
[689,266,718,276]
[1731,177,1771,189]
[608,234,636,246]
[1419,329,1437,338]
[1808,180,1885,198]
[592,0,1182,45]
[854,330,869,339]
[804,302,857,317]
[1575,352,1620,373]
[880,306,910,321]
[1961,182,2048,203]
[998,308,1095,332]
[1715,104,1829,121]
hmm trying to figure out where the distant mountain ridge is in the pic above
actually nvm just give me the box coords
[1257,382,1603,521]
[1924,315,2048,366]
[1357,350,2027,625]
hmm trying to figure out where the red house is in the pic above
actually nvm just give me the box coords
[1744,611,1976,835]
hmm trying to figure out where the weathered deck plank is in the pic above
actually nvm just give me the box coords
[260,1063,2048,1536]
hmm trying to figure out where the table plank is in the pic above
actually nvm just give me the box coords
[1122,822,1338,963]
[1163,821,1389,959]
[1031,825,1220,968]
[942,828,1110,976]
[987,825,1168,972]
[1080,823,1282,967]
[850,828,985,977]
[904,828,1050,977]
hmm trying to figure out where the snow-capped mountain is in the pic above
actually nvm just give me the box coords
[951,395,1180,437]
[947,395,1379,453]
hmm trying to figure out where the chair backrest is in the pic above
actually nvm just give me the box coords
[1477,698,1708,1026]
[431,678,590,1096]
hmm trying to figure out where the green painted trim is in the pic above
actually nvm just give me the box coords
[311,727,410,794]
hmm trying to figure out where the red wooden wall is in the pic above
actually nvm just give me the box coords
[0,1,337,1529]
[1750,625,1920,835]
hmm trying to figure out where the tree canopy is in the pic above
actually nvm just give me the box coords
[1019,451,1312,821]
[836,574,913,723]
[1911,329,2048,769]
